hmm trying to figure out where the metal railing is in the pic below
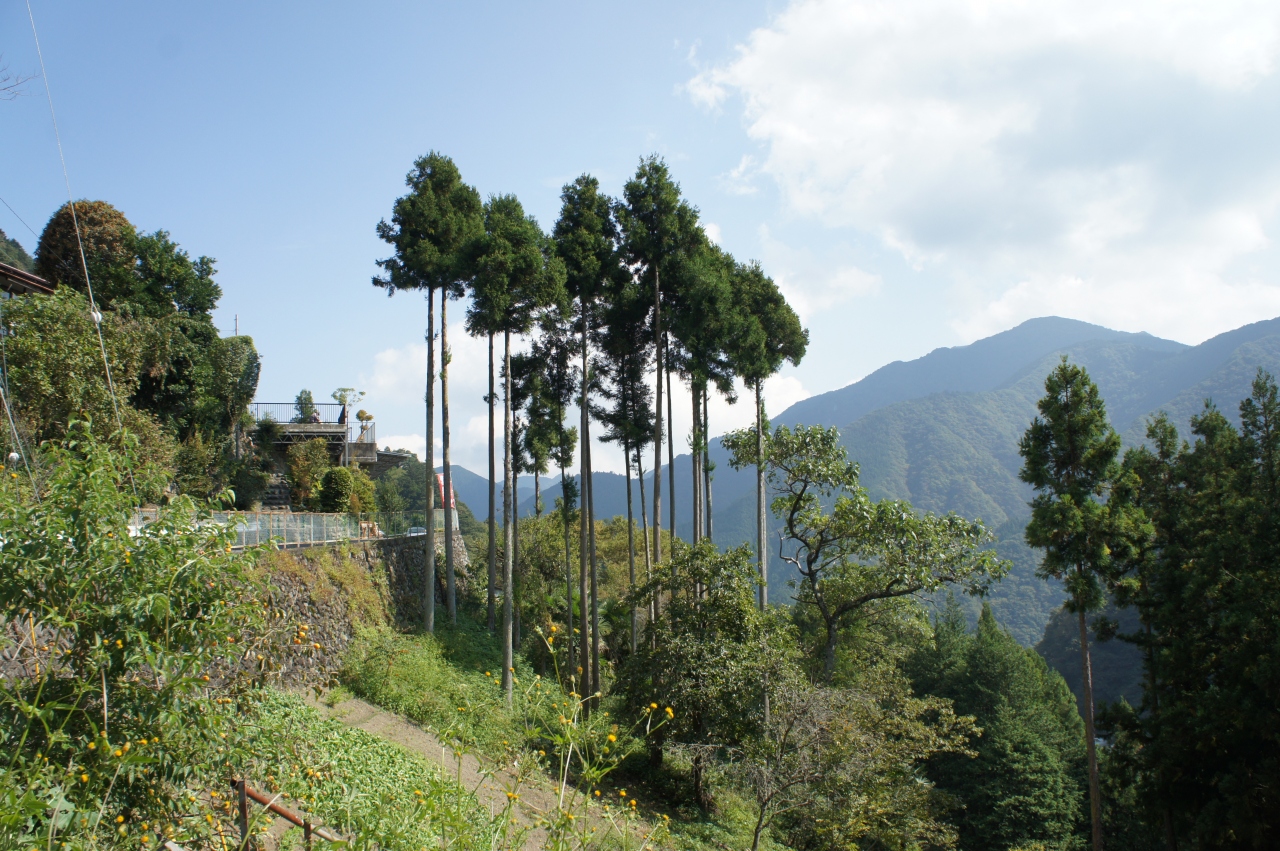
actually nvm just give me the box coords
[130,510,432,549]
[232,777,344,849]
[249,402,345,424]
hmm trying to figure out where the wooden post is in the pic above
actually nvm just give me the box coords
[234,779,249,851]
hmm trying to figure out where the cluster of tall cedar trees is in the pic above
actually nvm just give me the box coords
[373,153,806,704]
[1018,359,1280,850]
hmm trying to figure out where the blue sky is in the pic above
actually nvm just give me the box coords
[6,0,1280,474]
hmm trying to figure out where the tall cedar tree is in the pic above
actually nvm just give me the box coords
[529,306,579,670]
[1018,358,1130,851]
[591,267,655,654]
[618,156,705,573]
[669,243,738,547]
[469,194,566,700]
[1110,371,1280,848]
[726,260,808,607]
[375,152,483,630]
[553,175,622,699]
[906,599,1088,851]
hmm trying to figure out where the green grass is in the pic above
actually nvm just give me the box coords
[225,689,512,850]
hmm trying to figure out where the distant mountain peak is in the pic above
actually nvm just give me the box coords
[776,316,1184,431]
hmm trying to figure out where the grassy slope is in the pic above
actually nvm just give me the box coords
[341,607,788,851]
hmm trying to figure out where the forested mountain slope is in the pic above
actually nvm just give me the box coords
[710,316,1280,650]
[495,314,1280,650]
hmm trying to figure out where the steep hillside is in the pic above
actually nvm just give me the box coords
[707,317,1280,648]
[0,228,34,271]
[781,316,1181,430]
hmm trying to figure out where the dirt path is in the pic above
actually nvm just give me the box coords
[305,692,562,848]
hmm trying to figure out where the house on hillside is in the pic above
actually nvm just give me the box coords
[0,261,55,297]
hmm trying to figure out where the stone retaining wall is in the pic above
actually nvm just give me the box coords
[261,533,470,686]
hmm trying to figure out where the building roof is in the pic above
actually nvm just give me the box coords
[0,262,55,296]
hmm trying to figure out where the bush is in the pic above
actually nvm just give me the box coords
[319,466,355,512]
[0,424,282,848]
[287,437,331,508]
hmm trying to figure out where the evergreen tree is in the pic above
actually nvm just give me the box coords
[1019,358,1130,851]
[725,260,807,607]
[1108,371,1280,848]
[553,175,623,699]
[375,152,483,631]
[618,156,704,570]
[469,193,566,700]
[908,599,1087,851]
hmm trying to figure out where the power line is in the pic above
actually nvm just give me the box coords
[26,0,136,499]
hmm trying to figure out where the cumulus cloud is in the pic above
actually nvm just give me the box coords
[758,225,881,320]
[359,319,507,471]
[689,0,1280,342]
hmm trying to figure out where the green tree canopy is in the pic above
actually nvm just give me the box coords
[907,600,1087,851]
[374,152,483,300]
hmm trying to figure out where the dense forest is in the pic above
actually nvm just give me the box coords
[3,156,1279,850]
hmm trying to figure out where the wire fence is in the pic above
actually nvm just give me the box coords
[130,510,431,549]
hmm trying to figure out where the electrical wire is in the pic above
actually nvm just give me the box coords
[26,0,137,500]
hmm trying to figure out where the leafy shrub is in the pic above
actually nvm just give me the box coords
[318,466,355,513]
[287,437,331,508]
[0,424,284,848]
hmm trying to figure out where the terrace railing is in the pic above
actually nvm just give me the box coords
[130,510,431,549]
[249,402,345,424]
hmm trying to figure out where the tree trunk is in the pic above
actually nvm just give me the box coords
[704,388,713,541]
[579,322,591,700]
[559,447,574,680]
[1078,602,1104,851]
[535,469,541,518]
[638,447,654,625]
[823,617,838,680]
[488,333,497,633]
[442,295,456,624]
[588,415,599,699]
[652,268,663,567]
[756,381,766,610]
[625,434,637,655]
[513,469,521,649]
[691,381,702,544]
[667,357,675,544]
[424,290,436,633]
[502,329,514,702]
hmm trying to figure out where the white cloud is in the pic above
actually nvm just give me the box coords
[704,221,723,244]
[758,225,882,320]
[359,310,519,472]
[690,0,1280,343]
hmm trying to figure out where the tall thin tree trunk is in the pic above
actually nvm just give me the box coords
[704,388,713,541]
[637,447,654,625]
[756,380,767,610]
[513,468,521,649]
[424,291,436,633]
[652,268,663,567]
[559,445,574,681]
[488,333,497,633]
[535,469,541,518]
[442,295,456,624]
[579,326,591,699]
[1078,599,1104,851]
[691,382,702,544]
[587,416,599,698]
[667,358,675,543]
[625,435,637,655]
[501,329,514,702]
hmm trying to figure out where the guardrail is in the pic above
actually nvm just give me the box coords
[130,510,434,549]
[249,402,346,424]
[232,777,344,850]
